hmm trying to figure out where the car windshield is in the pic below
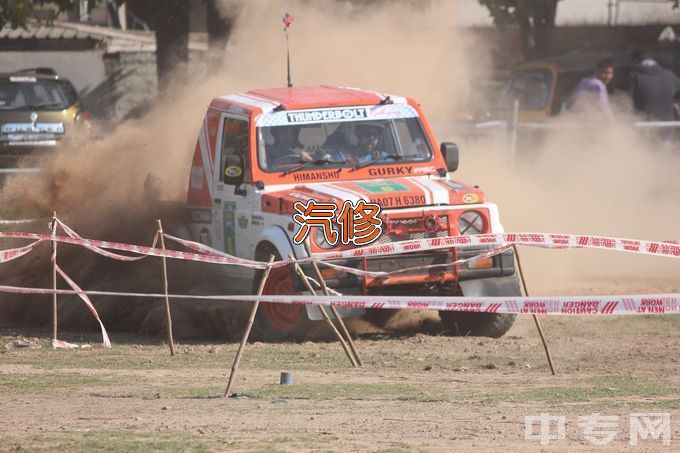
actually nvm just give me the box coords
[0,79,79,111]
[499,69,553,110]
[258,117,433,172]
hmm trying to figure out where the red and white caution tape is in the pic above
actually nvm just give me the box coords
[2,230,680,275]
[0,240,43,263]
[0,231,273,268]
[0,284,678,315]
[161,233,510,278]
[0,218,46,225]
[55,265,111,348]
[313,232,680,261]
[52,339,83,349]
[56,218,159,262]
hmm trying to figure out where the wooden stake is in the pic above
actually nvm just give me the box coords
[51,212,57,342]
[225,255,275,398]
[156,220,176,356]
[309,260,363,367]
[513,245,556,375]
[290,255,358,368]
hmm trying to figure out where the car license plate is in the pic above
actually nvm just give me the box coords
[2,122,64,134]
[7,140,57,146]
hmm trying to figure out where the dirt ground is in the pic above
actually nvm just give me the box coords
[1,291,679,452]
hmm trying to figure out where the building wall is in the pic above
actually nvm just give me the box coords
[100,49,208,123]
[0,48,206,123]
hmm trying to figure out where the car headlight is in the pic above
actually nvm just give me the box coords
[313,226,334,249]
[457,210,485,235]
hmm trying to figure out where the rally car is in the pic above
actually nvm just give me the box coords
[178,86,521,340]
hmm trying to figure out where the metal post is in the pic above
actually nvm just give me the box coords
[225,255,275,398]
[513,245,556,375]
[156,220,175,356]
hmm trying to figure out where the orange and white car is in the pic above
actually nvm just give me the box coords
[181,86,521,340]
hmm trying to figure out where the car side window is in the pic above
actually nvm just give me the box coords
[220,117,250,183]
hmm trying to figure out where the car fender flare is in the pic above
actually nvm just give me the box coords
[256,226,308,260]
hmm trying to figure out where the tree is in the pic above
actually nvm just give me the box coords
[149,0,189,90]
[478,0,560,61]
[0,0,96,28]
[1,0,191,91]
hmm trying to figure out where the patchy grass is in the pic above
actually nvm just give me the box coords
[235,382,448,402]
[490,375,680,405]
[1,314,679,451]
[0,372,125,391]
[538,314,680,337]
[1,430,216,452]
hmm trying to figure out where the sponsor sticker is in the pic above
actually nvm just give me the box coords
[251,214,264,227]
[292,169,342,182]
[224,165,243,178]
[286,107,368,124]
[462,193,479,204]
[237,215,249,229]
[198,228,213,247]
[188,208,212,224]
[190,166,204,190]
[355,181,409,194]
[223,201,236,254]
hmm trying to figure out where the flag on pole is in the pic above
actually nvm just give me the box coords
[283,12,294,29]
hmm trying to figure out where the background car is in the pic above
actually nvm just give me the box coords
[0,67,90,167]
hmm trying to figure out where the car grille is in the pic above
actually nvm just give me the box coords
[366,251,452,275]
[375,215,449,245]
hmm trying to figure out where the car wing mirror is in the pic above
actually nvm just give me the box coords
[440,142,459,173]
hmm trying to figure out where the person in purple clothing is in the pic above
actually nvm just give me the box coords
[564,58,615,122]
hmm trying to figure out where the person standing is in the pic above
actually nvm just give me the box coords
[564,58,615,122]
[629,49,680,121]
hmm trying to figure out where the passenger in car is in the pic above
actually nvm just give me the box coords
[267,126,312,168]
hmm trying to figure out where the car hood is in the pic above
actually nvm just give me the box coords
[261,176,486,214]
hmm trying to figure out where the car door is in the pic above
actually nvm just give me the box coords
[213,113,258,263]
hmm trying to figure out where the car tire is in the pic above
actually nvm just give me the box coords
[438,311,517,338]
[251,244,327,342]
[438,277,520,338]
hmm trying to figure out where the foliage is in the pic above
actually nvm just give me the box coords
[478,0,557,26]
[0,0,102,29]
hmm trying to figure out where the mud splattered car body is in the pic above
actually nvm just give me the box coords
[182,86,521,340]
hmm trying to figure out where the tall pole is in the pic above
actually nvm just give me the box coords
[156,219,176,356]
[51,212,58,342]
[510,97,519,163]
[309,260,363,367]
[285,28,292,88]
[513,245,556,375]
[225,255,275,398]
[290,256,357,368]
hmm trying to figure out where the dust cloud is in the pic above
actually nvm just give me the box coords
[450,106,680,295]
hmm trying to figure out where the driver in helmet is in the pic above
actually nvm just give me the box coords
[349,123,388,164]
[267,126,312,169]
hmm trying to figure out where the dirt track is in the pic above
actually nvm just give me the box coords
[1,296,679,452]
